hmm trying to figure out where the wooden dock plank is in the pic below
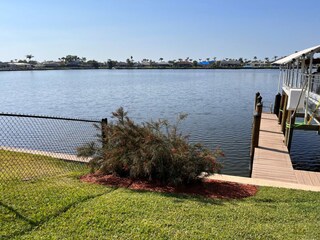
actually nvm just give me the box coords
[252,113,320,186]
[295,170,320,186]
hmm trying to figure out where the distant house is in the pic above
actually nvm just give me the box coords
[66,60,81,67]
[176,61,193,68]
[243,63,253,68]
[0,62,9,69]
[42,61,62,68]
[219,60,242,67]
[198,61,215,67]
[132,62,150,68]
[249,61,271,68]
[8,62,32,69]
[116,61,129,68]
[155,61,173,68]
[139,61,151,67]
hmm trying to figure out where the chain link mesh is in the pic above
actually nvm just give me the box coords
[0,113,101,182]
[0,114,101,213]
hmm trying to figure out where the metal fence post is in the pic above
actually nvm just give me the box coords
[101,118,108,148]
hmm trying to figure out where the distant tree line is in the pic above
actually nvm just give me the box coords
[0,54,281,71]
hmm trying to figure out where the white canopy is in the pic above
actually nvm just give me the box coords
[274,45,320,65]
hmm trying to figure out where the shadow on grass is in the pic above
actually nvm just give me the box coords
[0,189,115,240]
[0,201,37,226]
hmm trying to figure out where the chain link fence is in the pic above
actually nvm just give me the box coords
[0,113,102,183]
[0,113,112,238]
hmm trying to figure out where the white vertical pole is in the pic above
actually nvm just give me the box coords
[289,63,293,87]
[296,60,299,87]
[277,66,282,93]
[305,53,314,123]
[300,57,305,88]
[292,62,295,88]
[286,64,289,86]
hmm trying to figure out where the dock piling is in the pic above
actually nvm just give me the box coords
[284,112,296,152]
[254,92,260,109]
[278,91,285,123]
[281,94,288,133]
[250,102,262,175]
[273,93,281,116]
[257,95,262,106]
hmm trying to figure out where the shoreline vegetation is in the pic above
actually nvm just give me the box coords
[0,65,279,72]
[0,54,280,72]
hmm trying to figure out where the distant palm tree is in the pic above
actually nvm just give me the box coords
[274,56,278,61]
[206,58,210,62]
[159,58,163,62]
[199,58,202,62]
[265,57,269,63]
[253,56,257,61]
[26,55,34,62]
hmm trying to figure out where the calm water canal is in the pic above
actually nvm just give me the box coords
[0,69,319,176]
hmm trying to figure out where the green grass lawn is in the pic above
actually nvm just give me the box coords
[1,150,320,239]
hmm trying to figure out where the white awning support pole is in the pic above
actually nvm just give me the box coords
[289,63,293,87]
[283,66,286,85]
[285,64,289,86]
[285,64,289,87]
[305,53,314,123]
[292,61,296,87]
[278,66,282,93]
[295,60,299,88]
[300,56,306,88]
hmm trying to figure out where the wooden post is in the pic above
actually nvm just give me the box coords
[285,112,296,152]
[273,93,281,116]
[256,95,262,106]
[284,110,291,146]
[278,91,285,123]
[281,94,288,133]
[250,103,262,176]
[254,92,260,109]
[101,118,108,148]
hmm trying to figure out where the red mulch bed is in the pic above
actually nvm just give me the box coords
[80,173,258,199]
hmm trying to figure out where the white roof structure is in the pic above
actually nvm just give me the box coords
[274,45,320,65]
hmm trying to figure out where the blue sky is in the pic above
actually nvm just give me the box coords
[1,0,320,62]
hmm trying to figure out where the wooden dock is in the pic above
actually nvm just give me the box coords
[252,113,320,186]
